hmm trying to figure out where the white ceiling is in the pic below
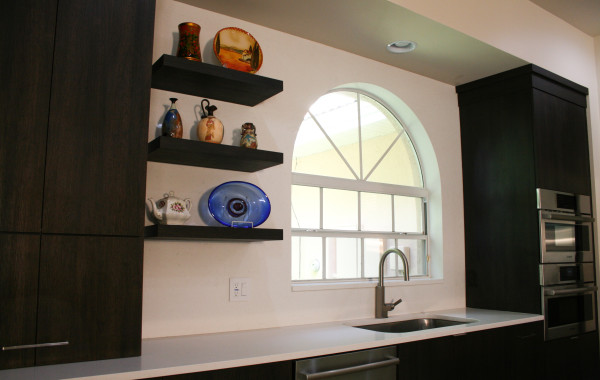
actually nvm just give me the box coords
[179,0,528,86]
[530,0,600,37]
[178,0,596,86]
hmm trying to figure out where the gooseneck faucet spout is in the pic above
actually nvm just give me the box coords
[375,248,410,318]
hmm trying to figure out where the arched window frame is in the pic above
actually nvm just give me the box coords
[291,87,432,283]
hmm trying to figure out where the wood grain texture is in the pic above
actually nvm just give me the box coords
[42,0,155,236]
[142,361,294,380]
[532,88,591,195]
[0,0,57,232]
[396,322,543,380]
[459,84,541,314]
[457,65,591,315]
[0,233,40,369]
[35,235,143,365]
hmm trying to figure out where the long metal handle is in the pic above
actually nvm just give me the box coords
[544,286,597,296]
[541,212,594,223]
[301,356,399,379]
[2,341,69,351]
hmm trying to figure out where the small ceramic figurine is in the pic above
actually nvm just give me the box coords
[162,98,183,138]
[240,122,257,149]
[147,191,192,225]
[197,99,224,144]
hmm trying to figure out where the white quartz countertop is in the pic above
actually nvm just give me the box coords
[0,308,543,380]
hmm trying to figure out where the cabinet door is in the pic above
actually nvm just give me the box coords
[141,361,294,379]
[0,0,57,232]
[543,331,600,380]
[42,0,155,236]
[0,233,40,369]
[35,235,143,366]
[533,89,591,195]
[397,334,466,380]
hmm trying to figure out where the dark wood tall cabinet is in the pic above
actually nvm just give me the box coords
[457,64,590,314]
[457,65,598,379]
[0,0,155,370]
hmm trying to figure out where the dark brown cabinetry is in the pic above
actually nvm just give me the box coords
[143,361,294,380]
[543,331,600,380]
[0,233,40,369]
[0,0,154,370]
[42,0,154,236]
[457,65,598,379]
[457,65,590,314]
[0,0,57,233]
[35,235,143,366]
[396,322,543,380]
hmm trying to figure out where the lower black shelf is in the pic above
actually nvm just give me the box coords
[144,225,283,241]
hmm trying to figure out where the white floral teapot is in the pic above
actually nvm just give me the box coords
[147,191,192,225]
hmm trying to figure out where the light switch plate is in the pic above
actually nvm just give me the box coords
[229,277,250,302]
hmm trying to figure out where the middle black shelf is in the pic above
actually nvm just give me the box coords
[147,136,284,172]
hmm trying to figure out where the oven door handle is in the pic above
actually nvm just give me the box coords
[541,212,594,223]
[544,285,598,296]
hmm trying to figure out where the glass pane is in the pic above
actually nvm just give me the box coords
[309,92,360,177]
[323,189,358,230]
[325,237,360,279]
[367,132,423,187]
[364,238,395,278]
[292,114,355,179]
[397,239,428,276]
[394,196,424,233]
[291,185,320,229]
[361,192,392,232]
[360,94,403,178]
[291,236,323,280]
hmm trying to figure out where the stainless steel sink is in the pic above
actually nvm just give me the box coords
[354,318,470,333]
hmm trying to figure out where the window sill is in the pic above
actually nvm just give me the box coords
[291,277,443,292]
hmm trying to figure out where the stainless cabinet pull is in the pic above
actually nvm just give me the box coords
[300,356,399,379]
[2,341,69,351]
[544,286,597,296]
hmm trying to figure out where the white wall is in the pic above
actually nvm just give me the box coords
[393,0,600,242]
[143,0,465,338]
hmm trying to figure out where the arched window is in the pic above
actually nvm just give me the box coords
[291,89,429,282]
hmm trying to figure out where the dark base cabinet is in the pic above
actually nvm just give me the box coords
[0,235,143,368]
[397,322,543,380]
[142,361,294,380]
[36,235,144,366]
[0,233,40,369]
[543,331,600,380]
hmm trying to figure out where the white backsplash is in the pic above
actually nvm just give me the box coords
[142,0,466,339]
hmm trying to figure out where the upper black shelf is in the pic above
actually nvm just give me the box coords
[147,136,283,172]
[151,54,283,106]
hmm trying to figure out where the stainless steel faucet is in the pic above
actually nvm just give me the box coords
[375,248,410,318]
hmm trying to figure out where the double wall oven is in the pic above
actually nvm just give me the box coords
[538,188,597,340]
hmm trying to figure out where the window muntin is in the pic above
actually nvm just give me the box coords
[291,90,428,282]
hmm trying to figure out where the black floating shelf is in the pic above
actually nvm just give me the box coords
[144,225,283,241]
[151,54,283,106]
[147,136,283,172]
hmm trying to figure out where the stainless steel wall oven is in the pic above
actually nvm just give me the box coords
[537,189,597,340]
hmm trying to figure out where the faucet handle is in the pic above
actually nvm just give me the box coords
[385,298,403,311]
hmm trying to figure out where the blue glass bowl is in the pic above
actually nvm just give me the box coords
[208,181,271,228]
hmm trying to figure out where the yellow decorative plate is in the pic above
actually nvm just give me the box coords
[213,27,263,74]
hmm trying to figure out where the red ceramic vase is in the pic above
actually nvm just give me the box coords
[177,22,201,61]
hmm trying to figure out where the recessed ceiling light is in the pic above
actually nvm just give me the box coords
[386,40,417,54]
